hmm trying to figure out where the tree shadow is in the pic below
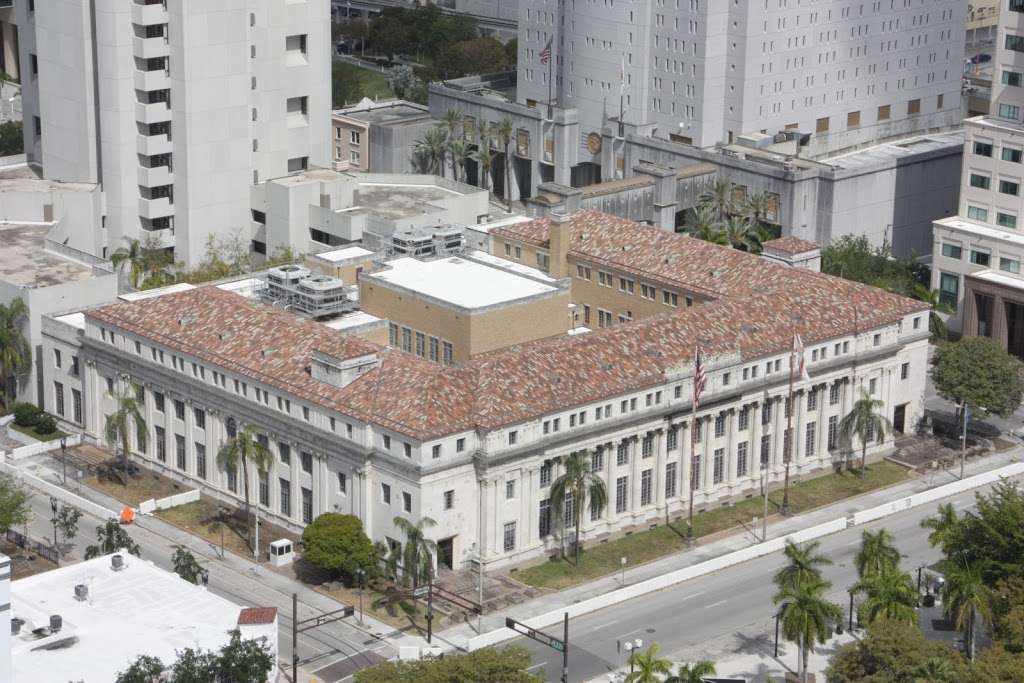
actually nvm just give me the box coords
[730,630,775,658]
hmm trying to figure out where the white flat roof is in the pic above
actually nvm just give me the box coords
[313,246,375,263]
[934,216,1024,248]
[215,277,264,299]
[322,311,384,330]
[118,283,196,301]
[365,256,559,309]
[567,326,592,336]
[12,552,262,683]
[468,215,532,234]
[465,250,557,282]
[53,312,86,330]
[969,268,1024,290]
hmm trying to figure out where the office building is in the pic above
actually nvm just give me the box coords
[44,209,928,571]
[17,0,331,266]
[332,98,435,174]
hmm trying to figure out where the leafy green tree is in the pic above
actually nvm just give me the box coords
[84,519,141,559]
[838,389,891,478]
[0,298,30,408]
[940,482,1024,584]
[216,423,271,549]
[52,502,82,547]
[920,502,961,557]
[741,190,776,231]
[169,647,220,683]
[820,234,927,299]
[912,655,959,683]
[827,618,966,683]
[853,566,919,626]
[412,125,448,175]
[471,130,496,192]
[0,474,30,535]
[115,655,165,683]
[971,643,1024,683]
[493,118,514,212]
[688,204,728,245]
[723,215,764,253]
[931,336,1024,425]
[385,64,419,100]
[354,646,542,682]
[550,450,608,565]
[699,178,736,221]
[774,577,843,682]
[665,659,716,683]
[110,238,153,290]
[855,528,901,580]
[216,629,274,682]
[774,539,832,592]
[993,575,1024,652]
[172,545,204,585]
[441,108,463,177]
[301,513,376,585]
[0,120,23,156]
[448,137,470,184]
[625,642,674,683]
[392,515,437,589]
[943,563,994,662]
[913,284,953,342]
[104,380,147,486]
[434,38,514,79]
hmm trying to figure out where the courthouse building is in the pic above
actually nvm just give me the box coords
[42,210,928,571]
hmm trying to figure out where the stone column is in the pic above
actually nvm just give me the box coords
[701,417,713,492]
[816,384,828,468]
[476,476,489,561]
[629,435,640,513]
[521,467,534,545]
[724,409,736,487]
[654,428,666,509]
[750,401,762,481]
[361,463,374,536]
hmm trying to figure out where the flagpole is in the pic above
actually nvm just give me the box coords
[687,346,698,546]
[782,326,795,516]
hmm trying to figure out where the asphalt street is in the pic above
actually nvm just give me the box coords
[512,475,1020,682]
[17,474,390,682]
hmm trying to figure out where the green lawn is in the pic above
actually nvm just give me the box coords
[516,462,911,590]
[332,61,394,107]
[9,422,68,443]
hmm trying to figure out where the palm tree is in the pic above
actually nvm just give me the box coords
[699,178,736,221]
[853,566,919,625]
[0,299,30,408]
[216,423,272,548]
[104,379,147,486]
[110,237,150,289]
[774,539,833,592]
[774,577,843,682]
[447,138,469,183]
[688,205,728,245]
[920,502,960,556]
[412,126,448,176]
[471,131,496,194]
[723,215,764,253]
[392,516,438,589]
[550,450,608,565]
[441,108,463,177]
[666,660,716,683]
[912,656,957,683]
[912,285,953,342]
[625,643,673,683]
[838,389,892,478]
[742,190,775,231]
[942,563,994,661]
[855,528,901,579]
[493,118,515,212]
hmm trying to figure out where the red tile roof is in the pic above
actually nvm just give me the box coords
[86,211,927,440]
[764,236,820,254]
[237,607,278,625]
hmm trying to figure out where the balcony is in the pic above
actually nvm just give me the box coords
[137,133,172,156]
[138,196,174,219]
[134,68,169,92]
[138,164,173,187]
[136,101,171,124]
[142,226,175,249]
[133,35,170,59]
[131,1,168,26]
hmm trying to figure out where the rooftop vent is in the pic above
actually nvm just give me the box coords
[11,617,24,635]
[111,554,124,571]
[49,615,62,634]
[74,584,88,601]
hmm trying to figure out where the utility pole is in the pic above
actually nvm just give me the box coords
[426,576,434,644]
[960,402,969,480]
[761,471,769,542]
[562,611,569,683]
[292,593,299,678]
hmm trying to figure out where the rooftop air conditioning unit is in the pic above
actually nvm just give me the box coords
[50,615,62,633]
[111,554,124,571]
[74,584,89,601]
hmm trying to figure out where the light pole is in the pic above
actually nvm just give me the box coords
[848,590,856,631]
[620,556,627,587]
[60,437,67,485]
[960,401,969,480]
[50,497,59,554]
[355,566,365,625]
[623,638,643,674]
[774,604,787,657]
[760,470,769,541]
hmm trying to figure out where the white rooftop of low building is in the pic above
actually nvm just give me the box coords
[364,255,560,309]
[52,312,87,330]
[968,268,1024,290]
[215,277,265,299]
[118,282,197,301]
[321,310,385,331]
[468,215,533,234]
[312,246,375,263]
[11,551,254,683]
[465,249,557,282]
[567,326,592,336]
[934,215,1024,248]
[821,130,964,171]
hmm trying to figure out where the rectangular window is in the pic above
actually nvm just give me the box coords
[228,466,238,493]
[667,428,678,450]
[1000,103,1021,120]
[762,400,773,425]
[383,434,391,450]
[194,407,205,429]
[53,349,62,369]
[301,487,313,522]
[381,483,391,504]
[402,491,412,513]
[616,476,628,513]
[665,462,677,498]
[443,341,454,366]
[939,272,959,308]
[338,472,347,494]
[1001,257,1021,274]
[828,416,838,451]
[941,243,962,259]
[456,437,465,452]
[196,443,207,480]
[974,141,994,157]
[869,378,878,395]
[54,381,64,416]
[640,469,653,506]
[998,213,1018,230]
[846,110,860,128]
[1004,148,1024,163]
[691,455,701,490]
[815,116,830,133]
[617,441,629,466]
[829,383,840,405]
[175,434,186,470]
[540,462,552,487]
[736,441,749,477]
[155,426,166,462]
[1003,70,1023,86]
[877,104,891,120]
[508,431,518,446]
[807,389,818,412]
[907,98,921,115]
[301,451,313,473]
[642,434,653,458]
[760,434,770,466]
[970,174,991,190]
[1000,180,1020,196]
[592,449,604,471]
[444,490,454,510]
[715,414,725,438]
[503,521,517,551]
[174,400,184,420]
[72,389,82,424]
[539,499,551,536]
[901,362,910,380]
[506,479,515,499]
[713,448,724,484]
[805,422,816,457]
[432,444,441,459]
[967,206,989,222]
[738,408,749,430]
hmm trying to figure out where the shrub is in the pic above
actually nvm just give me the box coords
[34,414,57,435]
[11,402,41,427]
[301,513,376,586]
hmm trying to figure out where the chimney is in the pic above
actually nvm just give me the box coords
[547,211,573,278]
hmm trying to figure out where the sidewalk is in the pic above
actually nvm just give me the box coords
[439,448,1023,647]
[11,452,432,657]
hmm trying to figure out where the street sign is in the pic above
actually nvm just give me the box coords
[413,586,430,598]
[505,617,564,652]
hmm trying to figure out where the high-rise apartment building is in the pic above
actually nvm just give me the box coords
[517,0,965,161]
[16,0,330,266]
[932,1,1024,357]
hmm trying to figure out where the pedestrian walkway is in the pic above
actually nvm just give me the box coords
[439,448,1023,647]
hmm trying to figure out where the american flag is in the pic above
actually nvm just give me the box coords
[540,38,552,65]
[793,334,811,382]
[693,347,707,410]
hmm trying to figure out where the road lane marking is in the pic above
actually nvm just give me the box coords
[706,599,728,608]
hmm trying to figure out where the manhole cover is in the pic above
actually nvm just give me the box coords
[646,628,656,634]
